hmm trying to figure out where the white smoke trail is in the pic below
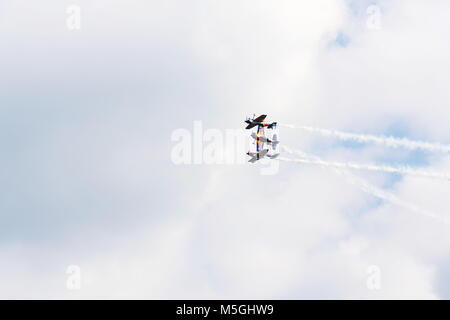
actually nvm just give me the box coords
[281,146,448,224]
[280,146,450,181]
[281,124,450,153]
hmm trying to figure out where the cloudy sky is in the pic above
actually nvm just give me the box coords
[1,0,450,299]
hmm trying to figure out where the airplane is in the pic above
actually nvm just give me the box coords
[247,149,269,163]
[245,114,277,130]
[247,149,280,163]
[251,132,279,149]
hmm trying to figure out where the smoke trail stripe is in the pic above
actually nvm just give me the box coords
[279,147,450,181]
[282,146,448,224]
[280,124,450,153]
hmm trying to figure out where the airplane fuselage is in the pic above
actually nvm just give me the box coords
[245,121,277,129]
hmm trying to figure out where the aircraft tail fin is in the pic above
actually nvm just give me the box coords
[271,134,279,150]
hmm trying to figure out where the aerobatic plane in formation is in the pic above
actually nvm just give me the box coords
[247,149,269,163]
[251,126,279,149]
[245,114,277,130]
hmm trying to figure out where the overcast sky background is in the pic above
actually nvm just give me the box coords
[1,0,450,299]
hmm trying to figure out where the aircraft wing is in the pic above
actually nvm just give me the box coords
[251,132,268,142]
[246,123,257,129]
[248,149,269,163]
[254,114,267,122]
[259,149,269,158]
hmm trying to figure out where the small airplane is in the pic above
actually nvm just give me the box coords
[245,114,277,130]
[247,149,269,163]
[247,149,280,163]
[251,132,279,149]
